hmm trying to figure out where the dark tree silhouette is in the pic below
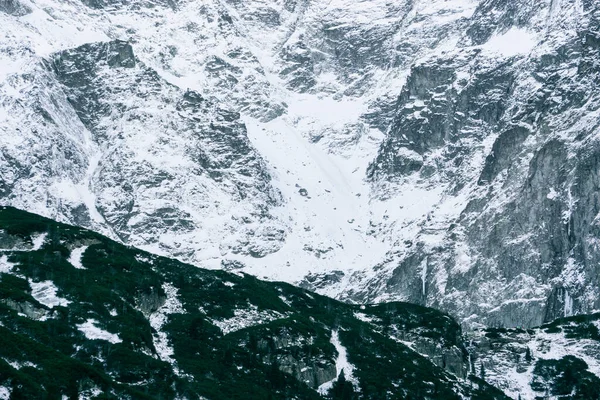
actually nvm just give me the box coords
[525,347,532,363]
[329,370,357,400]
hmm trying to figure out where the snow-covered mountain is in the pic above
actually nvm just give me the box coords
[2,0,600,331]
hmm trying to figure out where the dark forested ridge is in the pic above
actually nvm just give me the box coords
[0,206,507,399]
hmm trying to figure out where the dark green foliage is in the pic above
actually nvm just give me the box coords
[0,206,509,399]
[485,330,502,339]
[362,302,464,348]
[0,324,154,399]
[540,313,600,339]
[531,356,600,399]
[336,327,464,399]
[525,347,532,363]
[564,323,600,340]
[329,371,357,400]
[0,273,35,303]
[544,325,562,334]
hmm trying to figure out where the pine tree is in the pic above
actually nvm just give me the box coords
[268,359,286,389]
[329,370,357,400]
[525,347,532,363]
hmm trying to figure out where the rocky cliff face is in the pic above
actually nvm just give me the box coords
[360,0,600,329]
[1,0,600,333]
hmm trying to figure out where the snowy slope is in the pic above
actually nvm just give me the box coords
[2,0,600,331]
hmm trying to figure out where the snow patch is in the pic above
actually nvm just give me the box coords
[148,283,183,368]
[4,360,37,370]
[420,257,428,296]
[474,318,600,399]
[317,330,359,394]
[0,255,16,274]
[354,312,375,324]
[78,385,103,400]
[76,319,122,344]
[31,232,48,250]
[242,116,389,285]
[211,305,286,335]
[482,28,537,57]
[0,386,11,400]
[278,294,292,307]
[564,290,573,317]
[68,246,88,270]
[30,280,71,308]
[452,242,473,274]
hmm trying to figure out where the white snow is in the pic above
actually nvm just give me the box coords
[452,241,473,274]
[211,304,286,335]
[278,294,292,307]
[0,0,481,305]
[420,258,428,296]
[563,290,573,317]
[547,187,559,200]
[68,246,88,270]
[29,280,71,308]
[31,232,48,251]
[78,385,103,400]
[148,283,183,368]
[76,319,122,344]
[317,330,359,394]
[482,28,538,57]
[241,116,389,284]
[5,360,37,370]
[0,386,11,400]
[0,232,50,253]
[0,0,591,330]
[0,255,16,274]
[503,364,536,400]
[354,312,375,324]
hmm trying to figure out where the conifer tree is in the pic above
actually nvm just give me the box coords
[525,347,532,363]
[329,370,357,400]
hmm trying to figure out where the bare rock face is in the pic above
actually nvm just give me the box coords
[0,0,31,16]
[353,0,600,329]
[1,37,285,266]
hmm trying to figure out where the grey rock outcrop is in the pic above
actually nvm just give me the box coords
[354,0,600,329]
[2,299,50,320]
[258,328,337,389]
[0,0,30,16]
